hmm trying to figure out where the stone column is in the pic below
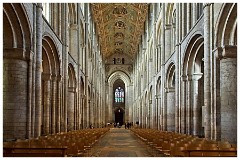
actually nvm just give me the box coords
[42,74,51,135]
[58,4,62,40]
[181,3,186,38]
[27,52,33,138]
[56,76,61,133]
[84,20,90,128]
[52,4,57,34]
[51,75,57,134]
[186,3,191,33]
[166,88,175,132]
[76,82,80,130]
[161,3,167,131]
[158,97,161,130]
[215,45,237,144]
[31,4,37,138]
[35,3,43,137]
[175,3,180,133]
[157,45,161,72]
[81,95,85,129]
[192,73,203,136]
[181,76,187,134]
[144,102,147,129]
[62,4,68,132]
[186,75,192,134]
[165,24,171,60]
[3,49,29,140]
[203,3,211,139]
[155,96,159,130]
[192,3,197,26]
[178,4,182,41]
[68,87,75,131]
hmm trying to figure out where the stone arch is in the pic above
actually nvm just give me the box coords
[183,34,204,76]
[182,33,204,136]
[67,63,77,131]
[214,3,237,144]
[68,63,77,88]
[156,21,162,72]
[3,3,31,50]
[113,79,125,126]
[108,71,131,124]
[41,35,61,135]
[42,35,61,76]
[166,62,176,89]
[166,62,175,132]
[3,3,32,140]
[215,3,237,47]
[68,3,79,62]
[165,3,176,59]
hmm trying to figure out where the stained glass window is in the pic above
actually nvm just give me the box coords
[115,87,124,103]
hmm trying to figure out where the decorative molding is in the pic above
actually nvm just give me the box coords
[91,3,148,61]
[214,45,237,60]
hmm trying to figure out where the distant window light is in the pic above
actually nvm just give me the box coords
[115,87,124,103]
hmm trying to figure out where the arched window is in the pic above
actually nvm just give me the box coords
[115,87,124,103]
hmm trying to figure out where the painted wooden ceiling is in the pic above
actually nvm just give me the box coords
[91,3,148,61]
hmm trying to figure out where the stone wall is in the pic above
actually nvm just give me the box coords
[3,58,28,140]
[220,58,237,144]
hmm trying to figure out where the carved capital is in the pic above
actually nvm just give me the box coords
[57,75,62,82]
[3,48,27,61]
[42,73,52,81]
[68,87,76,93]
[187,74,192,81]
[166,87,175,93]
[181,75,188,81]
[70,23,78,30]
[165,24,172,30]
[222,45,237,59]
[214,45,237,60]
[192,73,203,81]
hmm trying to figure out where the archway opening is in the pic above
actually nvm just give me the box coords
[115,108,124,126]
[113,79,125,126]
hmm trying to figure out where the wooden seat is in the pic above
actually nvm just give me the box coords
[219,148,237,157]
[3,147,67,157]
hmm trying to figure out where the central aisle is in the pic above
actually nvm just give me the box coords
[90,128,153,157]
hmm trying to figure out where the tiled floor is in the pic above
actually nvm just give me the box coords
[90,127,160,157]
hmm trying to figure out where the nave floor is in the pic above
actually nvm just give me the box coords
[90,127,162,157]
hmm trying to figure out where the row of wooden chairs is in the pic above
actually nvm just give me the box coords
[131,128,237,157]
[3,128,110,157]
